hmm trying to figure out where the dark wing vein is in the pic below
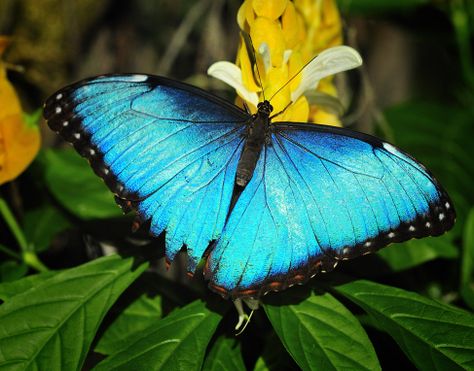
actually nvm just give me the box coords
[270,141,313,272]
[273,133,330,250]
[235,147,269,289]
[120,126,243,197]
[382,150,433,207]
[277,130,381,179]
[317,155,358,246]
[377,154,419,219]
[260,148,285,284]
[352,173,377,237]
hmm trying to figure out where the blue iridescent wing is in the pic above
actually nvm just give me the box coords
[44,74,248,271]
[205,122,455,298]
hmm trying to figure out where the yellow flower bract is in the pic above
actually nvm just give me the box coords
[236,0,344,126]
[0,36,40,184]
[253,0,288,20]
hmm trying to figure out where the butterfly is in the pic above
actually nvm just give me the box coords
[43,73,455,299]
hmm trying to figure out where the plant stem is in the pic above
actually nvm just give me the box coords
[0,197,48,272]
[22,251,48,272]
[451,0,474,87]
[0,243,21,260]
[0,197,28,251]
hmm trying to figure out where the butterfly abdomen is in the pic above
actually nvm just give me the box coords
[236,103,271,187]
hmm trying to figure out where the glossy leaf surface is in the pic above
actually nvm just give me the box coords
[0,255,146,370]
[264,288,380,371]
[335,280,474,370]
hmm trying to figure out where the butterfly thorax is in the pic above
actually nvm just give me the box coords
[235,101,273,187]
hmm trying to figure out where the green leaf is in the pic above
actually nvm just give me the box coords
[451,0,474,87]
[96,294,163,355]
[23,109,42,129]
[264,287,381,371]
[335,280,474,370]
[41,149,122,219]
[0,260,28,282]
[461,208,474,309]
[355,314,386,333]
[23,205,71,252]
[0,270,57,301]
[460,284,474,310]
[0,255,146,370]
[202,336,246,371]
[461,208,474,287]
[94,299,224,370]
[377,235,458,271]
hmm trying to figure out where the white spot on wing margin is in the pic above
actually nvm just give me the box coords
[128,75,148,82]
[382,142,399,155]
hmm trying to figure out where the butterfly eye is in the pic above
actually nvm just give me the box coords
[257,102,263,108]
[269,104,273,112]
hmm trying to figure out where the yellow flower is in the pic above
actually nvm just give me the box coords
[208,0,359,126]
[0,37,40,184]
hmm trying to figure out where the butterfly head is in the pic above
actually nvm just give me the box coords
[257,100,273,117]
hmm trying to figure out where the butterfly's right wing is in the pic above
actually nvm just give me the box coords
[205,122,455,299]
[44,74,248,271]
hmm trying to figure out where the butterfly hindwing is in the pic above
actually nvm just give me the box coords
[44,74,248,271]
[205,122,455,298]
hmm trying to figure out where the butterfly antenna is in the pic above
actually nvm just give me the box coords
[242,31,266,102]
[268,54,317,102]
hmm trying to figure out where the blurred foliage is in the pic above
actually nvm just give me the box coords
[0,0,110,95]
[0,0,474,370]
[40,149,122,219]
[338,0,430,14]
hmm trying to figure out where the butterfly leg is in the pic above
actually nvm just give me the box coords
[233,298,260,334]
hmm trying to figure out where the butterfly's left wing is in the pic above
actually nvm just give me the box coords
[205,122,455,298]
[44,74,249,272]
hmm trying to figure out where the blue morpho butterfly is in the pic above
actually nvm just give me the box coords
[43,60,455,301]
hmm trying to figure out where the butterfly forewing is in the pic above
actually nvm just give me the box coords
[44,74,249,272]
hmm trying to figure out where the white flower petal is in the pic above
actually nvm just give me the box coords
[207,61,259,107]
[291,46,363,102]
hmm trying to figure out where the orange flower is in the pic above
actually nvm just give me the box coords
[0,37,40,184]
